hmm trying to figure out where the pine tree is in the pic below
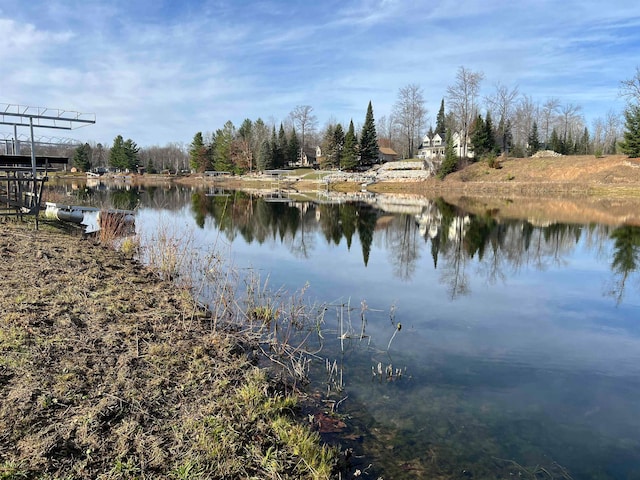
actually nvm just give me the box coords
[189,132,208,172]
[258,139,272,171]
[621,104,640,158]
[333,123,345,167]
[497,118,512,154]
[321,125,337,169]
[109,135,128,170]
[470,115,487,157]
[270,126,283,169]
[341,120,358,171]
[436,99,446,138]
[579,127,590,155]
[484,111,496,154]
[277,123,288,167]
[213,121,235,172]
[123,139,139,171]
[527,122,541,156]
[287,127,300,165]
[73,143,92,171]
[438,129,457,179]
[359,101,379,166]
[549,128,561,153]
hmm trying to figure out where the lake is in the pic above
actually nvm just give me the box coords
[50,181,640,479]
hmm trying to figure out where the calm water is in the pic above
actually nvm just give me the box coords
[51,182,640,479]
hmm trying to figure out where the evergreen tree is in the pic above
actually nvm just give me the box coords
[333,123,345,167]
[258,139,272,171]
[470,112,496,158]
[578,127,590,155]
[320,124,337,169]
[621,104,640,158]
[109,135,128,170]
[549,128,562,153]
[437,129,457,179]
[123,139,139,171]
[527,121,541,156]
[470,114,487,157]
[341,120,358,171]
[436,99,446,137]
[359,101,379,166]
[287,127,300,165]
[484,111,496,154]
[73,143,92,171]
[497,118,512,154]
[213,121,235,172]
[189,132,209,172]
[270,127,282,169]
[277,123,288,167]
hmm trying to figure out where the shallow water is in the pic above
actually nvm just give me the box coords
[52,182,640,479]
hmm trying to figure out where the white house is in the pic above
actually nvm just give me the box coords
[417,132,474,159]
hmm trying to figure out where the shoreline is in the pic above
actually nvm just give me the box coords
[54,153,640,202]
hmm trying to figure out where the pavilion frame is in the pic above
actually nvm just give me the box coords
[0,103,95,226]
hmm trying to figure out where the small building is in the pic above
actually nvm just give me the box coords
[378,146,398,163]
[300,147,319,167]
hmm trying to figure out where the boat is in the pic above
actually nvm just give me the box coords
[44,202,135,234]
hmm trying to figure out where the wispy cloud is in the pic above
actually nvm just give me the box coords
[1,0,639,145]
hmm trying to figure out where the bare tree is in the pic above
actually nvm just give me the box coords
[512,95,538,152]
[540,98,560,148]
[289,105,318,153]
[559,103,582,144]
[446,66,484,158]
[605,109,621,154]
[377,114,398,151]
[392,84,428,158]
[620,66,640,105]
[485,82,519,153]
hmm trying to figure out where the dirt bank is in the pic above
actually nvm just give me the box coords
[0,220,337,478]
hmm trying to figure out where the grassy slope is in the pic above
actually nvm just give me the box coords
[0,222,337,479]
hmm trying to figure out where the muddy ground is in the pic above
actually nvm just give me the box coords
[0,220,337,479]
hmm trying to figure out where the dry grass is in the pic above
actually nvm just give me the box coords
[0,220,338,479]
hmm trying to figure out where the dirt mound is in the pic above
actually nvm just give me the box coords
[449,154,640,185]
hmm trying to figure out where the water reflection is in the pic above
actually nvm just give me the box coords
[45,181,640,478]
[184,189,639,302]
[610,226,640,304]
[47,180,640,303]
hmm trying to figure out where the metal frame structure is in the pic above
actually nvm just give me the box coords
[0,103,95,226]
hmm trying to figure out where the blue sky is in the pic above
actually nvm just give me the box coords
[1,0,639,147]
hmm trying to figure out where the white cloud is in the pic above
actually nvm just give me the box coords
[1,0,639,145]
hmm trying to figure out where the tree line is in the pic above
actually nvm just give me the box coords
[68,65,640,173]
[187,101,380,174]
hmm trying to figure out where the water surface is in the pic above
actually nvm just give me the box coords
[51,182,640,479]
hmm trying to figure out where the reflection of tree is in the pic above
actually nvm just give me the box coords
[357,206,378,267]
[386,214,420,280]
[288,205,317,259]
[109,188,139,210]
[318,204,342,245]
[340,204,358,250]
[440,215,470,299]
[609,226,640,304]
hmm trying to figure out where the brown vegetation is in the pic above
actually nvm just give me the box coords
[0,221,337,479]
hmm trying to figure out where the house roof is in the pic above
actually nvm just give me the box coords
[379,147,398,156]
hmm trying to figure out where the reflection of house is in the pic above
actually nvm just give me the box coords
[417,132,474,159]
[379,147,398,163]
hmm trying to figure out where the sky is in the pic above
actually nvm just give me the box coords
[1,0,640,148]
